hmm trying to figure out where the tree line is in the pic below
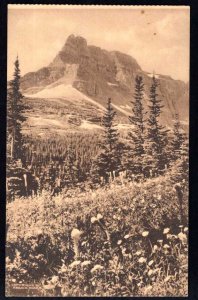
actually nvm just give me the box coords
[7,58,188,199]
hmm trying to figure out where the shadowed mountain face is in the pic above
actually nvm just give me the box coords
[21,34,189,130]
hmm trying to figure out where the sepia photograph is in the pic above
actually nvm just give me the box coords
[6,5,189,297]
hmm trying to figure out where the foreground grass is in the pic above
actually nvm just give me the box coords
[6,174,188,296]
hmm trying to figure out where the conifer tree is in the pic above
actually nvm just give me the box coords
[127,75,145,176]
[171,113,186,161]
[91,98,122,183]
[143,76,169,177]
[7,56,27,161]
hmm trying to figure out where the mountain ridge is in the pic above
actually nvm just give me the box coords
[20,34,189,132]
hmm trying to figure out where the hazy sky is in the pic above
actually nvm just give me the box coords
[8,5,190,82]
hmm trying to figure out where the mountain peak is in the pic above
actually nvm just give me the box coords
[64,34,88,48]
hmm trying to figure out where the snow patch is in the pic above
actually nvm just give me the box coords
[80,120,102,130]
[111,103,130,116]
[25,84,105,111]
[107,82,118,87]
[147,73,159,79]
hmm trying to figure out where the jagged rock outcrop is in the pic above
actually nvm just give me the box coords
[21,34,189,128]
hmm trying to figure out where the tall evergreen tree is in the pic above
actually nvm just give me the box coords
[127,75,145,176]
[91,98,122,183]
[171,113,186,161]
[143,76,169,177]
[7,57,27,161]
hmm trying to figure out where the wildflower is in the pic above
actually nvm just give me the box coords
[179,225,184,228]
[51,276,59,284]
[36,229,43,235]
[12,279,16,282]
[163,244,170,249]
[148,260,154,266]
[148,269,153,276]
[157,240,163,245]
[117,240,122,245]
[166,234,172,239]
[90,264,104,273]
[128,275,133,281]
[70,260,81,268]
[81,260,91,267]
[91,217,98,224]
[124,234,130,239]
[135,250,142,256]
[164,275,171,282]
[138,257,146,263]
[178,232,187,244]
[163,228,170,234]
[184,227,188,232]
[97,213,103,220]
[153,245,158,252]
[142,231,149,237]
[71,228,82,241]
[6,257,10,264]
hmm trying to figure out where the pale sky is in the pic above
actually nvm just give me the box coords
[8,5,190,82]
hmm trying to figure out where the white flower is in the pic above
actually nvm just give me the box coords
[148,269,153,276]
[178,232,187,244]
[163,228,170,234]
[97,213,103,220]
[163,244,170,249]
[184,227,188,232]
[164,275,171,282]
[70,260,81,268]
[124,234,130,239]
[135,250,142,256]
[81,260,91,267]
[148,260,154,266]
[51,276,59,284]
[91,217,98,224]
[157,240,163,244]
[36,229,43,235]
[153,245,158,252]
[166,234,172,239]
[71,228,82,241]
[117,240,122,245]
[138,257,147,263]
[142,231,149,237]
[91,264,104,273]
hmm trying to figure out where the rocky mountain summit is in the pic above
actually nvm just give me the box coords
[21,34,189,131]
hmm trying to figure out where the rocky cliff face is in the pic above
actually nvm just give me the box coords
[21,34,189,128]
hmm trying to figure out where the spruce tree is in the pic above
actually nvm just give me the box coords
[91,98,122,183]
[7,56,27,161]
[127,75,145,177]
[143,76,169,177]
[171,113,186,161]
[7,57,27,200]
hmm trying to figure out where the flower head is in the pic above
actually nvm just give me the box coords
[117,240,122,245]
[97,213,103,220]
[90,264,104,273]
[138,257,147,263]
[70,260,81,268]
[91,217,98,224]
[71,228,82,240]
[163,228,170,234]
[124,234,130,239]
[142,231,149,237]
[81,260,91,267]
